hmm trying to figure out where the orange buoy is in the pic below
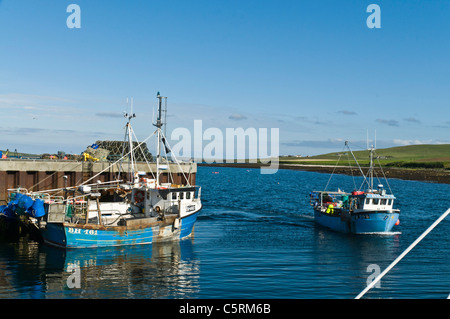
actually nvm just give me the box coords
[395,219,400,226]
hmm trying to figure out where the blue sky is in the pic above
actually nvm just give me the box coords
[0,0,449,157]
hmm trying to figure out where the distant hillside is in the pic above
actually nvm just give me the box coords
[313,144,450,161]
[280,144,450,169]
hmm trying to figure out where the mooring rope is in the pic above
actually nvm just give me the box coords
[355,207,450,299]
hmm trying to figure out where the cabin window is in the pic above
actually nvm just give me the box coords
[388,199,392,205]
[373,198,379,205]
[180,192,184,200]
[172,192,177,200]
[358,198,365,208]
[365,198,371,205]
[381,199,387,205]
[186,191,191,199]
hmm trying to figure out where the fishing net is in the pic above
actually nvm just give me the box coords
[84,140,153,162]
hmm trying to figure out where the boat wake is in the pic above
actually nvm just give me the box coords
[356,231,402,236]
[199,209,314,229]
[297,214,314,220]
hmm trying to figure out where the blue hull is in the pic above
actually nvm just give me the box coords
[42,212,198,249]
[314,209,399,234]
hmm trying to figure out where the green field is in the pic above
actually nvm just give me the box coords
[280,144,450,169]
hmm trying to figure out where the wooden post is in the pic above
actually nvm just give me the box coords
[96,197,103,226]
[85,198,90,224]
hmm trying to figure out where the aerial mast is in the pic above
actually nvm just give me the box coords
[369,144,374,191]
[119,97,136,183]
[367,130,377,191]
[128,98,136,182]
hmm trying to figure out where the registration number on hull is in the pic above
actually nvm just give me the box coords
[186,205,196,212]
[67,228,98,235]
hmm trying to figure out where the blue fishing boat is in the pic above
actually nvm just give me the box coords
[310,141,400,234]
[41,185,201,248]
[2,92,202,248]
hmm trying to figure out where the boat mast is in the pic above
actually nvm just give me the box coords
[154,92,166,187]
[368,130,376,191]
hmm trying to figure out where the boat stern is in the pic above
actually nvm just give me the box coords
[41,223,68,248]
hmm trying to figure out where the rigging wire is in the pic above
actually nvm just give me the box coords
[80,131,156,186]
[346,142,370,190]
[324,145,345,192]
[17,95,192,201]
[130,127,156,180]
[376,151,393,194]
[159,129,193,186]
[28,161,83,192]
[346,151,357,191]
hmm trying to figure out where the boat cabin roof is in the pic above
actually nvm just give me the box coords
[310,190,395,199]
[364,193,395,199]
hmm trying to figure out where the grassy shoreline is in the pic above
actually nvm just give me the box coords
[280,144,450,168]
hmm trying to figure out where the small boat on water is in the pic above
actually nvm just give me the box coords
[309,141,400,234]
[0,92,202,248]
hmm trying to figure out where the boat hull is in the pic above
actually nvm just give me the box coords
[41,212,199,249]
[313,209,399,234]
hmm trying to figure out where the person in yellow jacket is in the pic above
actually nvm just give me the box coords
[326,204,334,215]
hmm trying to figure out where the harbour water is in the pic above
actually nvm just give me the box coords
[0,166,449,299]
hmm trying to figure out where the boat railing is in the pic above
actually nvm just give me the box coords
[7,188,29,199]
[6,188,65,204]
[45,195,65,204]
[309,190,347,207]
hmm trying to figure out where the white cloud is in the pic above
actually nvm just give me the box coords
[0,93,82,120]
[282,138,345,149]
[376,119,399,127]
[337,110,357,115]
[96,112,124,118]
[403,117,421,124]
[392,139,448,146]
[228,114,247,120]
[393,139,426,146]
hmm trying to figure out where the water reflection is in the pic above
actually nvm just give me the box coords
[311,226,403,298]
[0,238,200,299]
